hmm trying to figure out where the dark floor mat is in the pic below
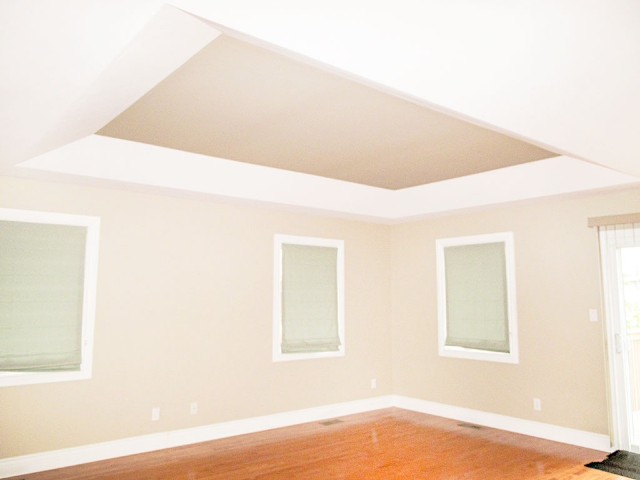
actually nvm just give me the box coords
[586,450,640,479]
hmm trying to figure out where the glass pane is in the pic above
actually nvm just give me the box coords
[621,246,640,445]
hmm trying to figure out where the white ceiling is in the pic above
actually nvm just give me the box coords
[1,1,639,222]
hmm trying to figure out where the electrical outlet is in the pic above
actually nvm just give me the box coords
[151,407,160,421]
[371,378,377,389]
[190,402,198,415]
[533,398,541,411]
[589,309,598,322]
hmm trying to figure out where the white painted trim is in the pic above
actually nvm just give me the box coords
[0,395,613,477]
[0,396,393,478]
[272,234,345,362]
[392,395,613,452]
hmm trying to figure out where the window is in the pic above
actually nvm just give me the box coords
[273,235,344,362]
[435,232,518,363]
[0,208,100,387]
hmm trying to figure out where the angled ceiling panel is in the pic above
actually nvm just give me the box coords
[18,5,221,166]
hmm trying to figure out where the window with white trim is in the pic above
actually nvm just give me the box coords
[436,232,518,363]
[0,208,100,387]
[273,235,344,362]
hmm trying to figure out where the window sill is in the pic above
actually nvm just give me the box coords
[273,349,345,362]
[0,368,92,388]
[439,345,518,364]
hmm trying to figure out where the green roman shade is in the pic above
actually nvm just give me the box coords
[443,242,510,353]
[0,220,87,371]
[281,244,340,354]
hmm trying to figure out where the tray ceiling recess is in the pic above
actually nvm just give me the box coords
[14,5,639,221]
[97,33,556,190]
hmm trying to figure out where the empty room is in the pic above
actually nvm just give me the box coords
[2,1,640,479]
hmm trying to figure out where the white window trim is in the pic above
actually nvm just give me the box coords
[0,208,100,387]
[273,234,345,362]
[435,231,519,364]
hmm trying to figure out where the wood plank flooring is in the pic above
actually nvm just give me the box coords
[4,408,623,479]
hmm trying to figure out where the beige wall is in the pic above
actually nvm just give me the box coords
[2,172,640,459]
[0,176,392,458]
[392,188,640,435]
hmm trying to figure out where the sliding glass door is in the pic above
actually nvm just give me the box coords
[599,223,640,452]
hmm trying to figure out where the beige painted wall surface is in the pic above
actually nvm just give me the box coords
[391,188,640,435]
[0,175,392,458]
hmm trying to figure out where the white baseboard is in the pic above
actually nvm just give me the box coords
[0,394,611,478]
[0,395,393,478]
[392,395,613,452]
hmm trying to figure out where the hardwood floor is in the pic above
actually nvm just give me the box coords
[4,408,622,479]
